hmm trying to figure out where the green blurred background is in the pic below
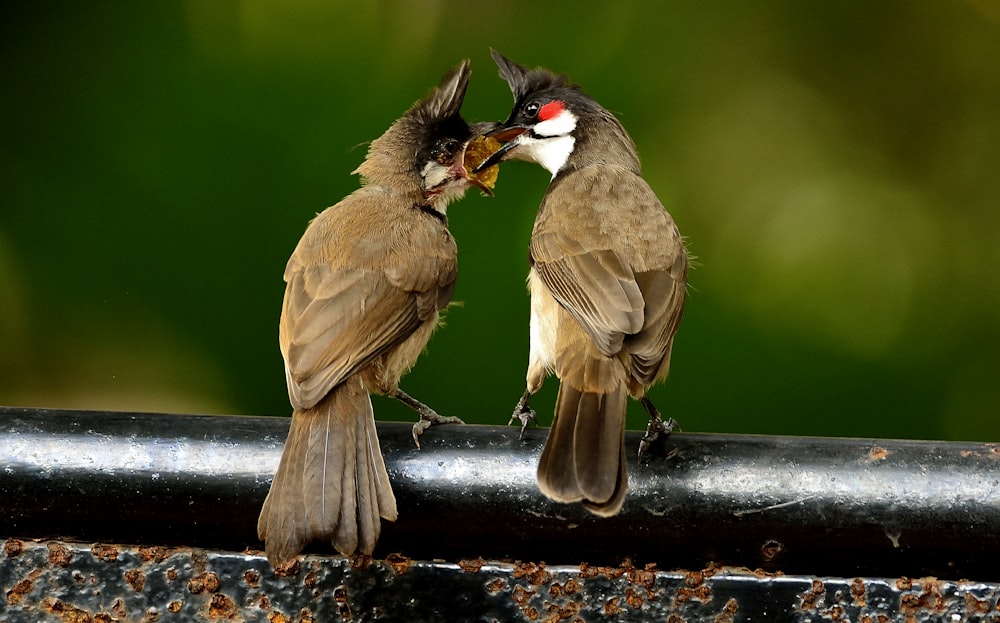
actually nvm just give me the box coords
[2,2,999,441]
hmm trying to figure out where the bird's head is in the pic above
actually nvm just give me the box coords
[474,50,638,177]
[354,60,496,207]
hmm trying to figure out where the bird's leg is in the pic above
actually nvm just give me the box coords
[394,388,464,449]
[638,396,680,460]
[509,388,537,441]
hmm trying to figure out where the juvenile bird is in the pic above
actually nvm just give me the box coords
[258,60,495,566]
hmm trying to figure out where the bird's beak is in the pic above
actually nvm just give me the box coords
[453,143,495,197]
[472,126,529,174]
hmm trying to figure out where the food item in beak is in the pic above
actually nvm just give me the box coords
[463,135,502,190]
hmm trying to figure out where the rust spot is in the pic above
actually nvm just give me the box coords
[385,552,412,575]
[485,577,507,593]
[625,587,644,609]
[243,569,261,587]
[544,601,580,621]
[138,545,170,563]
[188,572,221,594]
[110,598,127,619]
[685,570,705,587]
[124,568,146,592]
[268,612,290,623]
[3,538,23,557]
[897,577,913,591]
[208,593,238,619]
[851,577,867,606]
[257,595,270,610]
[333,586,351,618]
[95,613,114,623]
[800,593,818,611]
[168,601,183,613]
[459,557,485,572]
[512,585,535,606]
[513,561,551,585]
[675,585,712,606]
[167,567,178,581]
[578,562,599,579]
[603,565,625,580]
[869,445,890,460]
[41,597,94,622]
[348,553,371,569]
[91,544,119,562]
[760,539,783,562]
[303,571,318,588]
[604,597,623,618]
[899,579,946,617]
[966,592,991,614]
[722,597,739,613]
[47,542,73,567]
[7,580,31,606]
[274,558,300,577]
[715,597,739,623]
[829,604,845,620]
[800,580,825,611]
[548,582,563,598]
[563,578,580,595]
[7,569,41,606]
[666,614,687,623]
[627,565,657,590]
[299,610,316,623]
[523,605,539,620]
[960,450,979,458]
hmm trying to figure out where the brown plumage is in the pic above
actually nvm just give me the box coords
[258,61,482,566]
[485,51,687,516]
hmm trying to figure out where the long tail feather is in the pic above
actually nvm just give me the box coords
[257,376,397,566]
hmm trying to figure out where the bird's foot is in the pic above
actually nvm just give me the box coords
[508,403,537,441]
[394,388,464,449]
[411,410,465,449]
[507,389,537,441]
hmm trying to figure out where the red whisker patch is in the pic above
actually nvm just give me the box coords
[539,100,565,121]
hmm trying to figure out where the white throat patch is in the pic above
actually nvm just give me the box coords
[420,160,468,212]
[534,108,577,138]
[517,134,576,177]
[512,108,578,176]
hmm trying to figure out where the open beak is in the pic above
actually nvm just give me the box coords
[472,126,529,174]
[453,143,494,197]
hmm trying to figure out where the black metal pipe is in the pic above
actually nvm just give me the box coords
[2,406,999,581]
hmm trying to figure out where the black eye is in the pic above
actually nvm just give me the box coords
[430,138,460,164]
[523,101,540,118]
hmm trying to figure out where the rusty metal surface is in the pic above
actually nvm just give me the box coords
[3,406,1000,583]
[3,539,999,622]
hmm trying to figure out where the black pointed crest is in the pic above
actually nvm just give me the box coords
[490,49,571,100]
[412,59,471,124]
[353,60,472,188]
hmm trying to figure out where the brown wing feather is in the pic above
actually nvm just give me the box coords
[529,166,686,367]
[281,266,423,410]
[279,190,457,411]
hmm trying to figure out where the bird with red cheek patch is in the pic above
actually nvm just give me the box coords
[475,50,688,517]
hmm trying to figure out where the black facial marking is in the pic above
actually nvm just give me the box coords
[415,115,471,170]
